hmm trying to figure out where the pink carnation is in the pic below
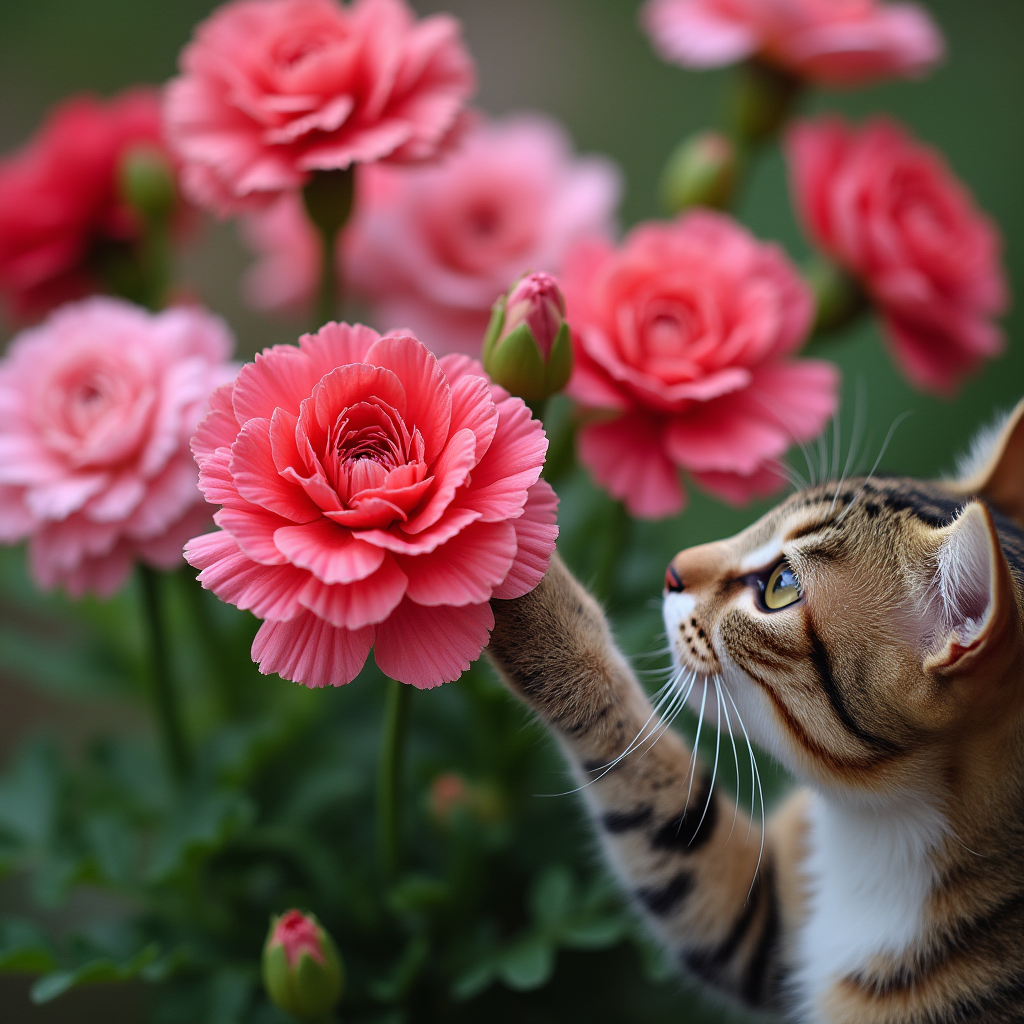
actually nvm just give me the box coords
[240,115,621,355]
[564,211,838,519]
[164,0,476,216]
[641,0,943,86]
[787,117,1007,394]
[0,298,235,597]
[0,90,177,321]
[185,323,558,690]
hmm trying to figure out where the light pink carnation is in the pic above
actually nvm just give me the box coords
[787,116,1007,395]
[564,211,838,519]
[185,323,558,689]
[240,115,621,354]
[0,298,235,596]
[164,0,476,216]
[641,0,943,86]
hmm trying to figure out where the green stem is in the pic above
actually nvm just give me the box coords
[592,500,630,604]
[376,677,411,879]
[303,167,356,329]
[139,566,190,782]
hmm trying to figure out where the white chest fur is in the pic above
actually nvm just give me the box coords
[794,791,945,1022]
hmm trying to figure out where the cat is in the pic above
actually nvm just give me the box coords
[487,398,1024,1023]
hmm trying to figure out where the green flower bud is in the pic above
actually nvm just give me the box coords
[119,144,177,225]
[482,272,573,404]
[262,910,344,1021]
[661,131,738,213]
[805,255,868,336]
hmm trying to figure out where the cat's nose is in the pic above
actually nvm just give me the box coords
[664,560,685,593]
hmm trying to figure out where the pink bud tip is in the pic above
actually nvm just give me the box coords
[270,910,326,967]
[503,271,566,357]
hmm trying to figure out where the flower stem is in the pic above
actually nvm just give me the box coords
[139,565,190,782]
[302,167,356,329]
[593,499,630,604]
[376,677,411,879]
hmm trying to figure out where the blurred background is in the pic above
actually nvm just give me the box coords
[0,0,1021,1020]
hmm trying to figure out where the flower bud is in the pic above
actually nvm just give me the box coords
[262,910,344,1020]
[730,59,802,146]
[119,144,177,225]
[482,272,573,404]
[660,132,737,213]
[805,255,868,336]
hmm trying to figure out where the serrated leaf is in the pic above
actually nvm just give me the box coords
[497,937,554,991]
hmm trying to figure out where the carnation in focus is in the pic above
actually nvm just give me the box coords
[164,0,476,216]
[0,90,180,321]
[185,323,558,689]
[0,298,235,597]
[787,115,1007,394]
[563,211,839,519]
[641,0,943,87]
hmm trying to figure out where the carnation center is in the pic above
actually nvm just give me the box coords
[629,290,720,383]
[323,398,429,520]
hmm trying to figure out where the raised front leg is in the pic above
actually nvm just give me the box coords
[488,555,805,1013]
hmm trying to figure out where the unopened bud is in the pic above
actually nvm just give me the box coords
[120,145,177,225]
[262,910,343,1020]
[805,255,868,336]
[661,132,737,213]
[730,58,802,147]
[482,272,573,404]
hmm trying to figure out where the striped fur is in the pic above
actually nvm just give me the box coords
[487,400,1024,1022]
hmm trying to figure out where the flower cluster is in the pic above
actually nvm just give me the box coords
[164,0,476,215]
[185,324,557,688]
[787,116,1006,394]
[0,298,234,596]
[642,0,943,86]
[0,89,178,320]
[564,212,837,518]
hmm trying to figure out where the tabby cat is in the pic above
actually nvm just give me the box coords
[487,399,1024,1023]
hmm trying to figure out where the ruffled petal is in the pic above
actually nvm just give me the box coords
[298,553,408,629]
[374,598,493,689]
[252,611,374,688]
[491,480,559,600]
[274,519,385,583]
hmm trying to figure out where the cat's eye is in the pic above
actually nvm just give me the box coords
[762,561,802,611]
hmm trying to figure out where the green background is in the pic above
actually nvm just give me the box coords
[0,0,1021,1020]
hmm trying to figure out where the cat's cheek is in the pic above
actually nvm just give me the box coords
[718,648,795,767]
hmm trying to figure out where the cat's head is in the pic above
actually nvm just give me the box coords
[662,400,1024,797]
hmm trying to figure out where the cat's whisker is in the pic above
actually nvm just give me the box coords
[836,410,914,524]
[721,681,765,892]
[683,677,709,812]
[718,674,743,843]
[634,669,697,766]
[829,378,867,516]
[689,677,723,845]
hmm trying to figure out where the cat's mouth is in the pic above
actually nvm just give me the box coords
[662,591,720,676]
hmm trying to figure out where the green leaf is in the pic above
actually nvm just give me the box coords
[0,919,56,974]
[497,937,554,991]
[387,874,449,915]
[529,864,574,930]
[0,738,59,846]
[30,944,159,1003]
[451,961,495,1002]
[147,789,255,882]
[560,916,626,949]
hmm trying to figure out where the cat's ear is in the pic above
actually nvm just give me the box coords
[955,398,1024,525]
[925,501,1021,680]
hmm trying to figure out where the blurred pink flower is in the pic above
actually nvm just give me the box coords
[641,0,942,86]
[164,0,475,216]
[240,115,621,354]
[185,323,558,690]
[564,211,838,519]
[0,298,235,597]
[787,116,1007,394]
[0,90,178,321]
